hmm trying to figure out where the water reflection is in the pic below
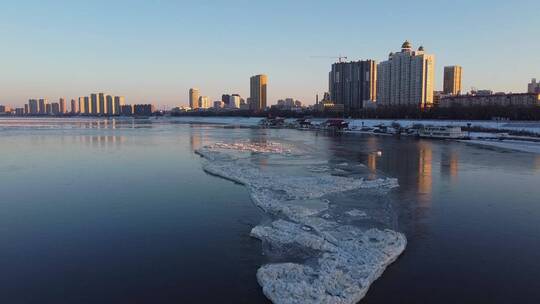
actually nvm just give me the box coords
[417,144,433,204]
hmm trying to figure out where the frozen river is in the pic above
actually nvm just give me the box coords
[1,118,539,303]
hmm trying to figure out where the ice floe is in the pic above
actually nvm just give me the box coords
[196,141,406,304]
[346,209,368,217]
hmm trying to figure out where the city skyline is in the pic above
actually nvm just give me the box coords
[1,1,539,107]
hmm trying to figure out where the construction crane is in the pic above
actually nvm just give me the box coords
[310,55,348,63]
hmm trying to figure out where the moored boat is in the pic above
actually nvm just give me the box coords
[418,126,466,139]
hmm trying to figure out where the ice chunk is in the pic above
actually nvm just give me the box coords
[346,209,368,217]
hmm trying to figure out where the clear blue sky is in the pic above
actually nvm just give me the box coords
[1,0,539,108]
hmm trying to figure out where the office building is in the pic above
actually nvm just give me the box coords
[24,104,29,114]
[189,88,200,110]
[106,95,114,115]
[329,60,377,114]
[443,66,463,95]
[45,103,52,115]
[250,74,267,111]
[377,41,435,108]
[528,79,540,94]
[114,96,125,115]
[15,108,24,116]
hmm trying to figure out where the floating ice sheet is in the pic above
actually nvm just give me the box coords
[196,141,406,304]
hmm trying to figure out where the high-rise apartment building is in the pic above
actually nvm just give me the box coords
[39,98,48,114]
[189,88,200,109]
[377,41,435,108]
[90,94,99,114]
[29,99,39,114]
[51,102,60,115]
[59,98,66,114]
[84,97,90,114]
[443,66,463,95]
[198,96,210,109]
[98,93,106,115]
[329,60,377,114]
[229,95,241,108]
[71,99,79,114]
[222,94,231,106]
[114,96,125,114]
[106,95,114,115]
[250,74,267,111]
[528,78,540,94]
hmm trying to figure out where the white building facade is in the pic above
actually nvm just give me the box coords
[377,41,435,108]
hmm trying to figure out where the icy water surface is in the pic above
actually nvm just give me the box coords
[1,118,540,303]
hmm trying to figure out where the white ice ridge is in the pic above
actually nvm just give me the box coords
[208,141,292,154]
[196,142,406,304]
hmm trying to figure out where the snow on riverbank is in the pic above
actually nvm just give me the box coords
[196,141,405,304]
[463,139,540,154]
[170,116,539,133]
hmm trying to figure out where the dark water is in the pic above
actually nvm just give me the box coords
[1,118,539,303]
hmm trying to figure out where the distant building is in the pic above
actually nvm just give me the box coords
[198,96,210,109]
[276,98,302,110]
[59,98,66,114]
[528,78,540,94]
[15,108,24,116]
[51,102,60,115]
[105,95,113,115]
[114,96,125,115]
[29,99,39,114]
[213,101,224,109]
[98,93,106,115]
[471,89,493,96]
[45,103,52,115]
[221,94,231,106]
[71,99,78,114]
[189,88,200,110]
[443,66,462,95]
[0,105,6,113]
[120,104,133,116]
[84,96,91,114]
[329,60,377,114]
[24,104,29,114]
[39,98,48,114]
[229,95,241,108]
[90,93,99,114]
[377,41,435,108]
[439,93,540,108]
[250,74,267,111]
[133,104,154,116]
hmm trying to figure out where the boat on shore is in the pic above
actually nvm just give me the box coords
[418,126,467,139]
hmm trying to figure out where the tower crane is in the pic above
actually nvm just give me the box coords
[310,55,348,63]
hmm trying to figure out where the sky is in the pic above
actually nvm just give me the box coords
[1,0,539,108]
